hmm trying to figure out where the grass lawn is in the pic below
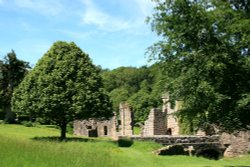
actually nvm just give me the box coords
[0,124,249,167]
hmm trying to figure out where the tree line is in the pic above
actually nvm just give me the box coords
[0,51,30,123]
[0,0,249,139]
[101,65,167,124]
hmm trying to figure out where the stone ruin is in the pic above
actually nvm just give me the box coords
[119,103,133,136]
[73,93,250,157]
[73,102,133,138]
[142,93,181,136]
[220,131,250,157]
[74,93,181,138]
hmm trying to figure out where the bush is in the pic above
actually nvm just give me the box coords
[21,121,34,127]
[117,137,133,147]
[66,122,73,134]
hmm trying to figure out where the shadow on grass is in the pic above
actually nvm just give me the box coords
[32,136,134,148]
[203,166,250,167]
[32,136,100,142]
[224,166,250,167]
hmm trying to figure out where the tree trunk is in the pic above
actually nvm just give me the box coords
[4,104,16,123]
[60,122,67,140]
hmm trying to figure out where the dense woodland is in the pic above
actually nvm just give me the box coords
[101,64,167,124]
[0,0,249,137]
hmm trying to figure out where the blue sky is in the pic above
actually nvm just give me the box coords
[0,0,158,69]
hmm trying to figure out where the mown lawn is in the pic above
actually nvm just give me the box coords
[0,124,249,167]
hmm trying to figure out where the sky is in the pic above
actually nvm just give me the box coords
[0,0,158,69]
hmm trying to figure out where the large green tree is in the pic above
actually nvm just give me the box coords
[12,41,112,139]
[0,50,29,122]
[148,0,250,133]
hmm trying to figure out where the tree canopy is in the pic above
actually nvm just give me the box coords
[0,50,29,123]
[12,41,112,139]
[148,0,250,133]
[101,64,167,124]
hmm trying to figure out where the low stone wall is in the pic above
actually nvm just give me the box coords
[131,135,220,145]
[130,135,225,158]
[130,132,250,158]
[220,131,250,157]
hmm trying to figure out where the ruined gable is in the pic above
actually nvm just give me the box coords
[73,102,133,138]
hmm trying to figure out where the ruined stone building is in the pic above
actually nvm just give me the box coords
[73,103,133,138]
[73,94,250,158]
[142,93,181,136]
[74,93,182,138]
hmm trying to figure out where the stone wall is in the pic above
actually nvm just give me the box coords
[220,131,250,157]
[167,112,179,135]
[119,103,133,136]
[130,135,225,158]
[163,93,181,135]
[74,102,133,138]
[142,93,180,137]
[73,117,117,137]
[74,119,96,137]
[131,135,220,145]
[142,108,167,136]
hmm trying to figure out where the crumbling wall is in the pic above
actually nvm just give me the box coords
[167,112,180,136]
[74,103,133,138]
[162,93,180,135]
[119,103,133,136]
[73,117,117,137]
[96,117,117,137]
[220,131,250,157]
[73,119,97,137]
[142,108,167,136]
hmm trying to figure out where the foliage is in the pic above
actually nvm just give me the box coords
[0,50,30,122]
[148,0,250,132]
[20,121,34,127]
[117,137,134,147]
[11,41,112,139]
[133,126,141,135]
[101,64,167,124]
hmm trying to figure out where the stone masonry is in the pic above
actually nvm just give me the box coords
[220,131,250,157]
[73,102,133,138]
[162,93,181,135]
[73,117,117,137]
[142,108,167,136]
[119,103,134,136]
[73,94,250,157]
[142,93,180,136]
[130,135,226,158]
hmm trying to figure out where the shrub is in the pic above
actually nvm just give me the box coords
[21,121,34,127]
[117,137,133,147]
[67,122,73,134]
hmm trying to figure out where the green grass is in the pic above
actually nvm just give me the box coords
[133,126,141,135]
[0,124,249,167]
